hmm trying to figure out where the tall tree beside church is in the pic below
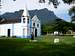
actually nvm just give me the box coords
[69,6,75,22]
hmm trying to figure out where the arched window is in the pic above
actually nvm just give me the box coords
[23,18,25,23]
[37,24,39,27]
[33,23,35,27]
[27,18,29,23]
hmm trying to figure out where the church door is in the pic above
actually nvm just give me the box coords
[8,29,11,37]
[35,29,37,37]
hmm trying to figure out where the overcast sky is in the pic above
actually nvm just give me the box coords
[1,0,75,22]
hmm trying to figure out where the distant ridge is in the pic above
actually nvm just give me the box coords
[0,8,63,25]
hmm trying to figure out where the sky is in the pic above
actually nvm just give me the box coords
[0,0,75,22]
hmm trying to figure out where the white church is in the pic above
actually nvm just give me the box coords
[0,7,41,38]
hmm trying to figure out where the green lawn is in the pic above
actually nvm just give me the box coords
[36,35,75,44]
[0,35,75,56]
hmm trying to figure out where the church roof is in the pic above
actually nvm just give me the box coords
[0,8,37,24]
[0,10,24,24]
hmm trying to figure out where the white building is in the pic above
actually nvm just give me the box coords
[0,8,41,38]
[31,15,41,37]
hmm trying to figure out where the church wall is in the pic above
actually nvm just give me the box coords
[14,23,31,38]
[0,23,31,38]
[0,24,13,37]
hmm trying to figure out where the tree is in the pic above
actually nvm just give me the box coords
[41,18,75,35]
[63,0,74,4]
[41,23,54,35]
[39,0,75,4]
[39,0,75,8]
[69,6,75,22]
[39,0,60,8]
[69,6,75,16]
[53,19,75,34]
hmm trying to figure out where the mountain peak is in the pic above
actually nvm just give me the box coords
[29,8,58,25]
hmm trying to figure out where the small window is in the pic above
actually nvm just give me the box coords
[23,18,25,23]
[33,23,35,26]
[27,18,29,23]
[22,15,24,17]
[37,24,39,27]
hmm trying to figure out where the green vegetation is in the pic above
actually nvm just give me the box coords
[0,35,75,56]
[36,35,75,44]
[42,19,75,34]
[63,0,74,4]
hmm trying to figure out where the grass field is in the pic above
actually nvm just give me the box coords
[0,35,75,56]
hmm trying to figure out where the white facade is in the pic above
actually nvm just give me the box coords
[0,8,41,38]
[0,23,30,38]
[31,15,41,37]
